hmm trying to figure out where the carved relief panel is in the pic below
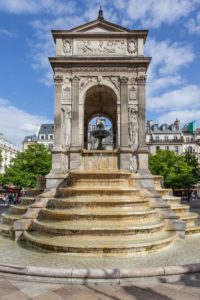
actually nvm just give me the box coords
[62,76,71,104]
[61,106,71,147]
[61,38,138,56]
[128,106,138,151]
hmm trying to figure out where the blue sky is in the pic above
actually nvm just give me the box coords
[0,0,200,148]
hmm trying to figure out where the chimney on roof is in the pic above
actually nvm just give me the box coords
[174,118,180,130]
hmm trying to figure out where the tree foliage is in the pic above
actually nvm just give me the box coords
[149,150,200,190]
[0,144,51,188]
[0,149,2,166]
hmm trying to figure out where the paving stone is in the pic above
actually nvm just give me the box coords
[0,290,30,300]
[0,279,19,297]
[33,291,63,300]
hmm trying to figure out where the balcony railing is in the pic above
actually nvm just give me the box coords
[147,137,184,143]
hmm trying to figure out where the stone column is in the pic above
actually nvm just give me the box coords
[137,74,149,174]
[46,74,68,189]
[120,77,129,149]
[119,77,131,170]
[70,76,81,169]
[71,76,80,147]
[54,74,63,148]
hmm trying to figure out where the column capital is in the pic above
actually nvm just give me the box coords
[120,76,129,84]
[137,75,146,85]
[54,74,63,84]
[72,76,80,83]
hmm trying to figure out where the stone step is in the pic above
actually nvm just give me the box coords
[24,230,176,254]
[162,196,181,205]
[8,205,28,215]
[171,205,190,214]
[47,197,149,209]
[32,219,165,235]
[1,213,21,225]
[185,225,200,235]
[70,170,132,180]
[20,197,36,206]
[39,207,159,221]
[156,189,172,196]
[178,212,199,226]
[0,223,13,237]
[57,187,140,198]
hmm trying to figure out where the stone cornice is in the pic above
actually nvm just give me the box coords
[49,56,151,67]
[51,30,149,43]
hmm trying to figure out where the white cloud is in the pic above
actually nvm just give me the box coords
[0,98,52,149]
[114,0,200,28]
[0,0,76,15]
[148,85,200,112]
[0,28,13,37]
[187,12,200,34]
[156,110,200,127]
[145,38,195,98]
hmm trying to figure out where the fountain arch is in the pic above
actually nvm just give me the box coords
[83,85,118,149]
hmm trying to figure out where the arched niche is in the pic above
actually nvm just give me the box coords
[84,85,117,149]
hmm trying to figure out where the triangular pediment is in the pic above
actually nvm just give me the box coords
[70,19,130,33]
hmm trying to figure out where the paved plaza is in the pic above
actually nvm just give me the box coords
[0,275,199,300]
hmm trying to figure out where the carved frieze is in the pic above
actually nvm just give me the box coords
[80,77,97,90]
[75,39,127,55]
[104,76,120,90]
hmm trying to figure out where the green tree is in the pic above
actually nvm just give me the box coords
[149,150,199,191]
[0,149,3,184]
[0,149,2,166]
[1,144,51,188]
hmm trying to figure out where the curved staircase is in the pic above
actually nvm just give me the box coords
[24,171,176,254]
[0,197,36,237]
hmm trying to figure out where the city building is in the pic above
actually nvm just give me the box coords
[146,119,200,163]
[0,133,18,174]
[23,124,54,151]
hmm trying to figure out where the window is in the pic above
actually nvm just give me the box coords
[174,136,178,140]
[40,135,44,140]
[165,146,169,150]
[164,136,168,141]
[186,137,190,143]
[45,134,48,140]
[155,136,159,141]
[174,146,179,153]
[49,135,54,140]
[187,146,192,153]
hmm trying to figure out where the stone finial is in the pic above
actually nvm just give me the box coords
[98,5,104,20]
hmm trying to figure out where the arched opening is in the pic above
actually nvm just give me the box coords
[84,85,117,150]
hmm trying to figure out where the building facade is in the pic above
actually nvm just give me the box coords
[0,133,18,174]
[23,124,54,151]
[146,119,200,163]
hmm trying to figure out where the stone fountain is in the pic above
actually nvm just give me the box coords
[91,119,111,150]
[0,11,200,259]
